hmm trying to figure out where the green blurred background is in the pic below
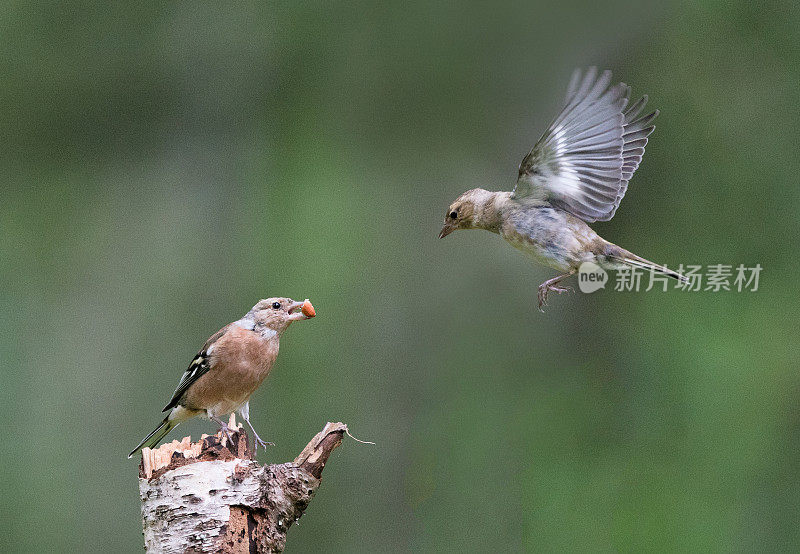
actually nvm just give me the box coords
[2,1,798,551]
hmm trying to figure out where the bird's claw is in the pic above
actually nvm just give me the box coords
[255,437,275,450]
[217,423,235,446]
[537,281,574,311]
[249,431,275,452]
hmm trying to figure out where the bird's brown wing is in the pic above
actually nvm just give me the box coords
[514,67,658,222]
[162,324,231,412]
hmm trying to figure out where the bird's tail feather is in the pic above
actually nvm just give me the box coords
[128,417,177,458]
[612,253,688,284]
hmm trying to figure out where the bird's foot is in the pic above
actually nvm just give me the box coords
[210,416,236,446]
[218,423,235,446]
[241,417,275,452]
[537,280,573,311]
[251,434,275,451]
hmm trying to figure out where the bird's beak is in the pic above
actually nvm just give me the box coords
[288,299,316,321]
[438,224,454,239]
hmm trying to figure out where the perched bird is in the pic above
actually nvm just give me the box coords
[439,67,686,309]
[129,298,316,458]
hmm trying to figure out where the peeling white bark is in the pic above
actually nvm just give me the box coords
[140,460,249,551]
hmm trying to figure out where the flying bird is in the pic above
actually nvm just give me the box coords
[129,298,316,458]
[439,67,686,309]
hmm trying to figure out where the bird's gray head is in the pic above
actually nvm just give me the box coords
[242,297,315,336]
[438,188,498,238]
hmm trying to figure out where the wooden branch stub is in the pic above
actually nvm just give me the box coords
[293,421,347,478]
[136,418,348,553]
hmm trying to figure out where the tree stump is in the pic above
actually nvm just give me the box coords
[136,415,347,553]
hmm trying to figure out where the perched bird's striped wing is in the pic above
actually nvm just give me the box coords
[162,324,230,412]
[513,68,658,222]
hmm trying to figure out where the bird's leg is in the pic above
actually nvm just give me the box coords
[537,271,575,311]
[209,414,235,446]
[238,402,274,451]
[243,418,274,451]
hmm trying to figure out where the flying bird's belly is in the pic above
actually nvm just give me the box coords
[503,229,573,271]
[501,208,592,272]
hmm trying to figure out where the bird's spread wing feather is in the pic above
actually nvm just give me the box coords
[514,67,658,222]
[162,324,229,412]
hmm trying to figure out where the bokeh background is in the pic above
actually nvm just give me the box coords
[2,1,799,551]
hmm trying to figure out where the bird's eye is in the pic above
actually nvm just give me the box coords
[272,302,281,309]
[449,211,458,219]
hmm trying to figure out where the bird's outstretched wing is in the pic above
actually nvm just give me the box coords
[162,324,230,412]
[514,67,658,222]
